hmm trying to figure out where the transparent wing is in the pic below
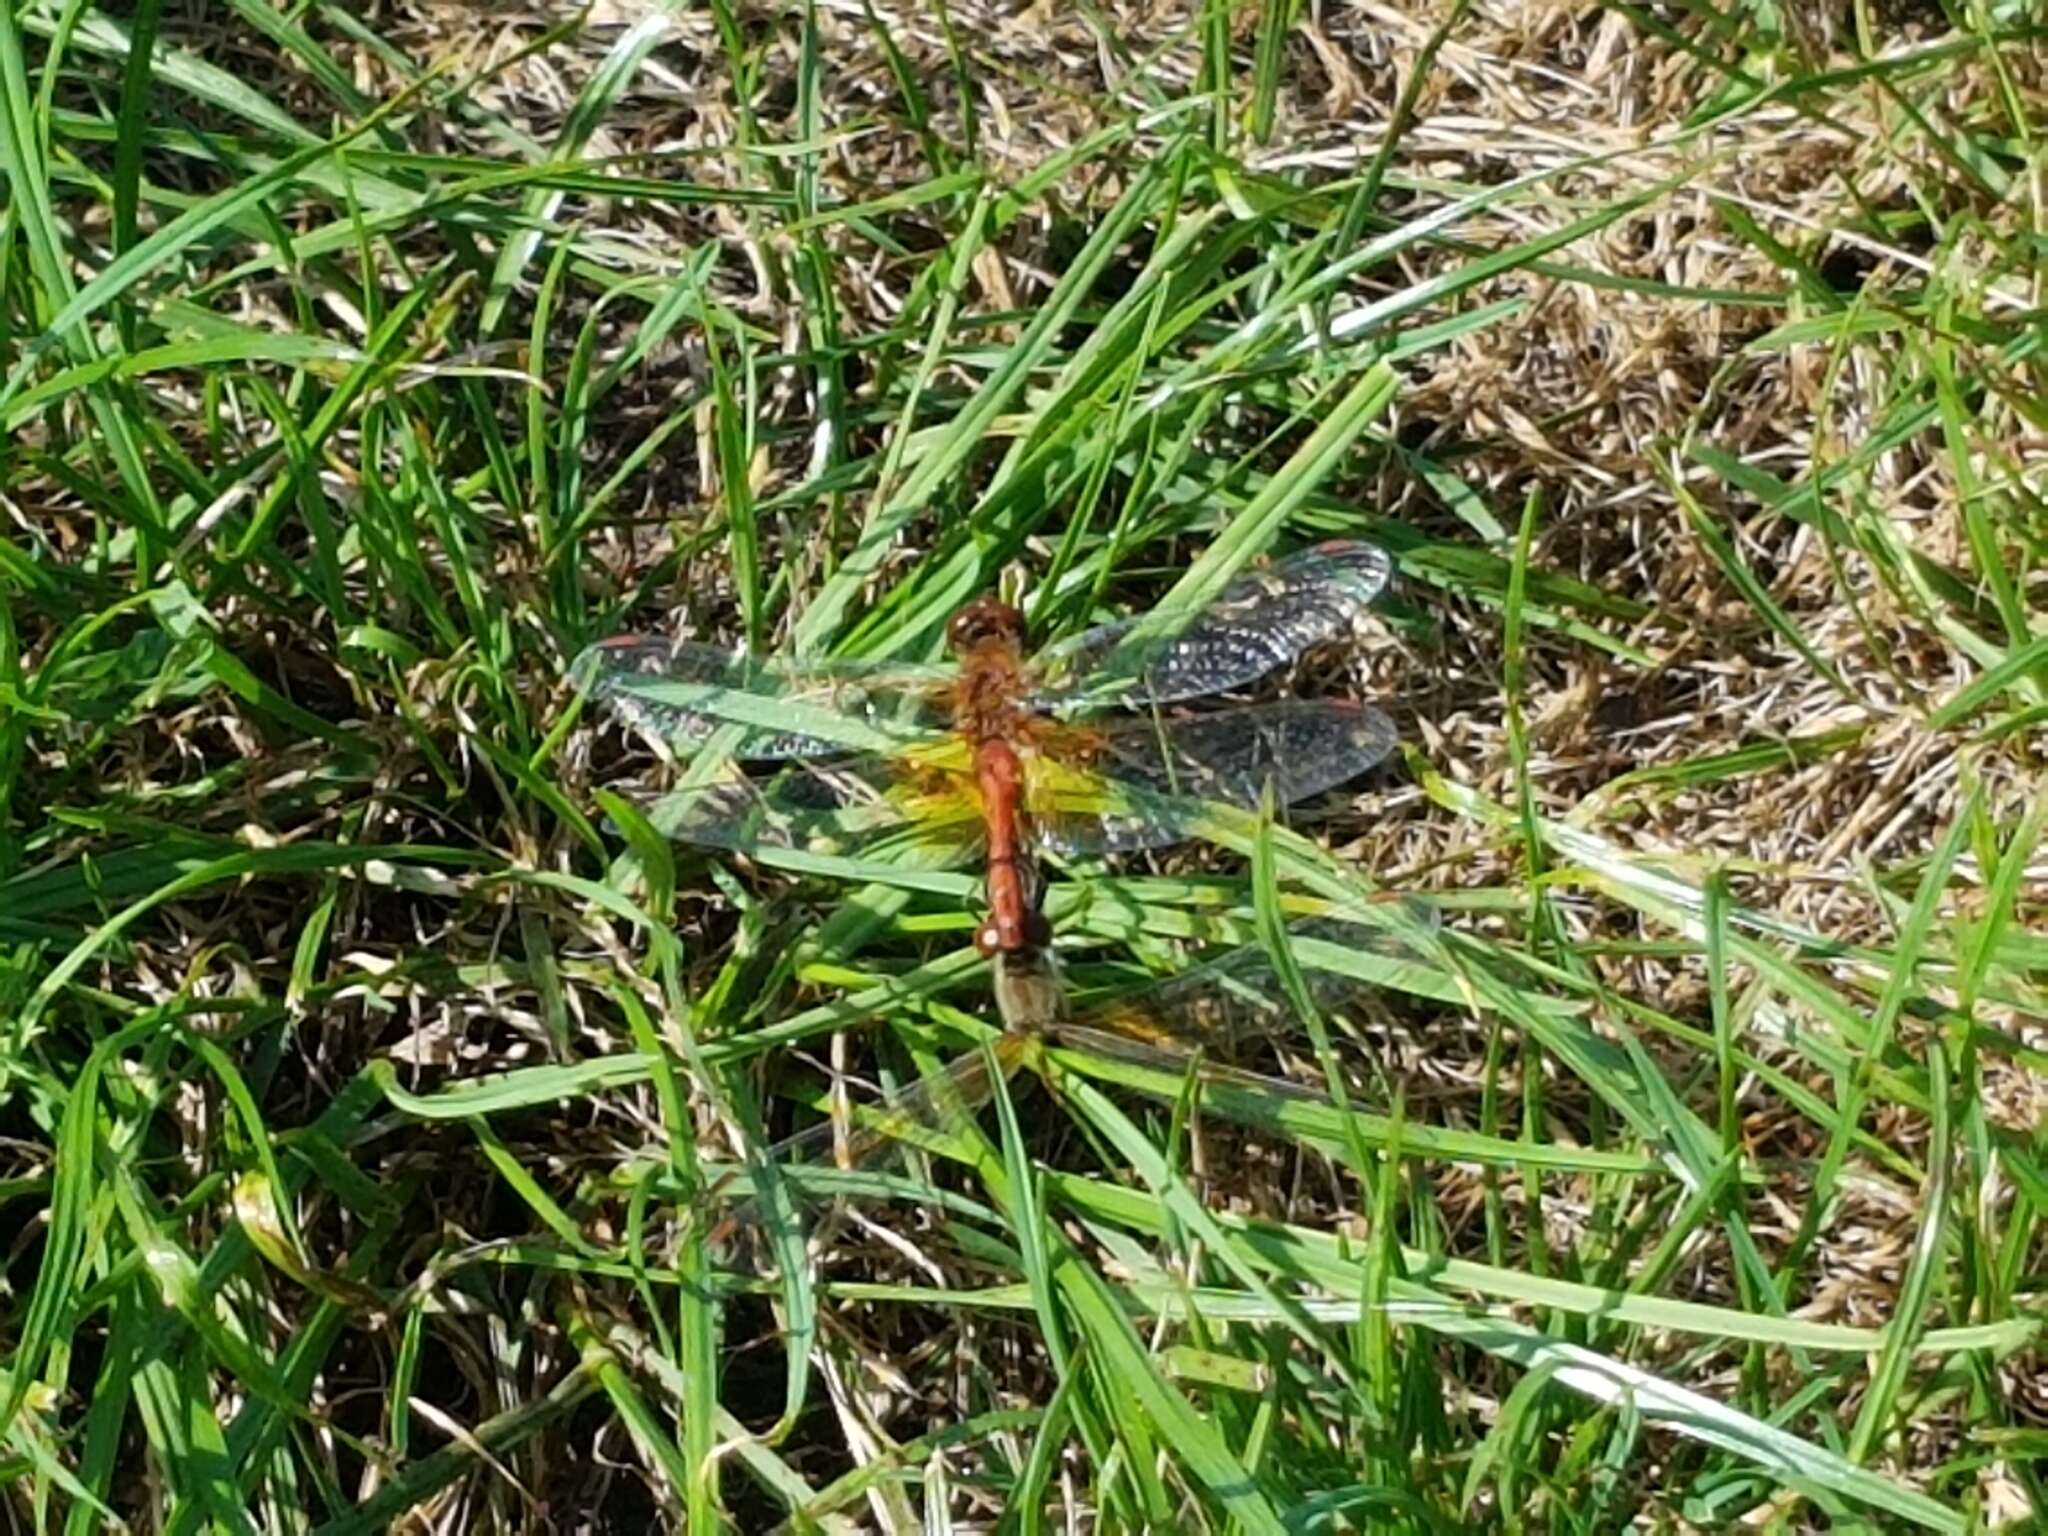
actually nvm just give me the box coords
[1028,541,1393,709]
[1068,910,1440,1054]
[706,948,1067,1267]
[705,1034,1033,1265]
[1027,700,1399,856]
[573,635,956,761]
[613,752,984,858]
[702,913,1439,1267]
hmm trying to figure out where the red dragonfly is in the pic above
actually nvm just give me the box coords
[700,909,1438,1262]
[575,540,1400,951]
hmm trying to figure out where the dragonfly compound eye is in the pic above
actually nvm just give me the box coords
[948,598,1025,653]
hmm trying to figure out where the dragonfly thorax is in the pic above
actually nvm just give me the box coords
[947,597,1034,746]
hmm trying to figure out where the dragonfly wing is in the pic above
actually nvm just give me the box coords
[1071,912,1440,1053]
[708,1036,1028,1265]
[616,754,979,858]
[1028,540,1393,707]
[1030,701,1398,856]
[726,957,1059,1211]
[574,635,956,760]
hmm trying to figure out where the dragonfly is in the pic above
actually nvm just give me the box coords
[574,540,1401,954]
[701,908,1438,1267]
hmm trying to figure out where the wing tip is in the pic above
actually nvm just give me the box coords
[1308,538,1395,605]
[567,638,624,696]
[570,632,679,692]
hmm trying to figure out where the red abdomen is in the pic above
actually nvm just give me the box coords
[974,737,1032,953]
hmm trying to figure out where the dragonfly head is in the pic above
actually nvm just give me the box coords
[947,597,1025,656]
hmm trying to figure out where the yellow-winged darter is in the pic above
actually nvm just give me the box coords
[575,542,1402,955]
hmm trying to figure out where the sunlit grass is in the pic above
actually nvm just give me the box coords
[0,1,2042,1531]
